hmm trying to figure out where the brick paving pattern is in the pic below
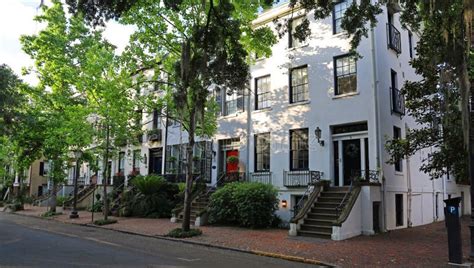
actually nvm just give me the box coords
[11,205,471,267]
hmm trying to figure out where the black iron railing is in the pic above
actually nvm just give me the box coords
[387,23,401,53]
[350,169,380,184]
[283,170,321,187]
[391,87,405,115]
[147,128,162,142]
[163,173,210,183]
[249,171,272,184]
[222,172,246,184]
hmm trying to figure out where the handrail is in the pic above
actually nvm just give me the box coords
[290,181,325,223]
[334,186,361,226]
[336,179,354,216]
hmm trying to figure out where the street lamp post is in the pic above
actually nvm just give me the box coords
[70,150,82,219]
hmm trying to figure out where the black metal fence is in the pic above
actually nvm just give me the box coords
[391,87,405,115]
[387,23,401,53]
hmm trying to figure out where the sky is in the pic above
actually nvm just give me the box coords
[0,0,134,86]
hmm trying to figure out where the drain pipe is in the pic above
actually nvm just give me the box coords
[245,87,251,179]
[370,25,386,231]
[405,123,413,227]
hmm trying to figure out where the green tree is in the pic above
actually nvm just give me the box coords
[66,0,276,231]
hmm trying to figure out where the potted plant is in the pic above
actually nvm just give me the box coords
[227,156,239,164]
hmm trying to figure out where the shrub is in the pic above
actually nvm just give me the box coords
[208,182,278,228]
[4,199,24,212]
[93,219,117,226]
[132,175,167,195]
[166,228,202,238]
[41,211,62,217]
[122,175,179,218]
[56,196,68,206]
[88,200,103,212]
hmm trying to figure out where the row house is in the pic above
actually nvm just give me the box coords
[63,1,469,240]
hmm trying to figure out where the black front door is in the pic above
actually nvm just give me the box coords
[342,139,361,185]
[149,148,163,175]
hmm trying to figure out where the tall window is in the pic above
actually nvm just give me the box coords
[334,55,357,95]
[225,90,244,115]
[132,150,140,172]
[393,126,403,172]
[290,66,308,103]
[152,109,161,129]
[333,0,352,34]
[290,129,309,170]
[118,152,125,174]
[255,133,271,171]
[255,76,271,110]
[408,30,413,59]
[39,161,49,176]
[289,16,306,48]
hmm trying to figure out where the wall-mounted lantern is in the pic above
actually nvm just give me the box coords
[281,200,288,208]
[315,127,325,146]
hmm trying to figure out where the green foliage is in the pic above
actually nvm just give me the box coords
[4,199,24,212]
[41,211,62,217]
[132,175,167,196]
[93,219,117,226]
[166,228,202,238]
[208,182,278,228]
[122,175,179,218]
[56,196,68,206]
[88,200,103,212]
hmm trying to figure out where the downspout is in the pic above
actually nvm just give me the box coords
[163,112,169,176]
[405,123,412,227]
[370,25,387,231]
[246,87,251,180]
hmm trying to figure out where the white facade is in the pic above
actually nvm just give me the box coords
[78,1,469,235]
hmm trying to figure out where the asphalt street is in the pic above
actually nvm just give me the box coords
[0,212,320,267]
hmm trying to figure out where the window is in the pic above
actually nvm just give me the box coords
[333,0,352,34]
[395,194,404,226]
[289,16,306,48]
[290,129,309,170]
[255,133,271,171]
[408,30,413,59]
[334,55,357,95]
[132,150,141,172]
[152,109,161,129]
[118,152,125,174]
[393,126,402,172]
[39,161,49,176]
[225,90,244,115]
[290,66,308,103]
[255,76,271,110]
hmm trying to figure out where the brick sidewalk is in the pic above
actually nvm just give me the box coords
[12,205,471,267]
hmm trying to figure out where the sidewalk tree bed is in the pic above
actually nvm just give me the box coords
[166,228,202,238]
[93,218,118,226]
[208,182,279,228]
[41,211,62,218]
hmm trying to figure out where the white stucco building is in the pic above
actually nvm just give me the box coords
[72,1,470,240]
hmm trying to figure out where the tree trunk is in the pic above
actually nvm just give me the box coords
[50,180,57,213]
[182,111,196,232]
[102,124,110,221]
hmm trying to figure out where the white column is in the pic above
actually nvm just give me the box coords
[338,140,343,186]
[13,172,19,187]
[360,138,366,179]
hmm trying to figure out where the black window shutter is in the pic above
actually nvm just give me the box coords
[39,162,44,176]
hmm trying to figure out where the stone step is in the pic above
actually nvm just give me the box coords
[303,218,334,226]
[311,207,338,214]
[300,224,333,233]
[320,192,348,198]
[297,230,331,239]
[314,202,342,208]
[307,213,339,220]
[318,196,345,203]
[326,186,351,192]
